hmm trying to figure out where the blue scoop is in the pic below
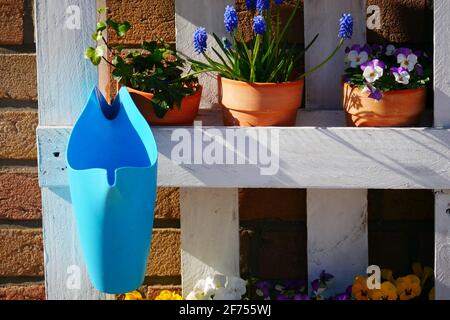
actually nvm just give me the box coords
[67,87,158,294]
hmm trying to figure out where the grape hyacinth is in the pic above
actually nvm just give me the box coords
[193,27,208,54]
[222,37,232,50]
[256,0,270,12]
[224,5,238,33]
[275,0,284,5]
[339,13,353,40]
[253,15,266,35]
[245,0,256,10]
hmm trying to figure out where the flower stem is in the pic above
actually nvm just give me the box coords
[297,39,344,80]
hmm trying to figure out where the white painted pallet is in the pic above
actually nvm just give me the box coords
[35,0,450,300]
[434,0,450,300]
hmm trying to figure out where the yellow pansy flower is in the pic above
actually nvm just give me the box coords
[396,275,421,300]
[381,268,394,282]
[155,290,183,300]
[124,290,144,300]
[352,276,369,300]
[369,281,398,300]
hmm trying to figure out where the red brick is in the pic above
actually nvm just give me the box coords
[0,110,38,160]
[0,228,44,277]
[0,283,45,300]
[257,230,307,279]
[155,187,180,220]
[0,169,41,220]
[147,229,180,277]
[367,0,432,44]
[107,0,175,45]
[0,54,37,101]
[239,189,306,221]
[0,0,24,45]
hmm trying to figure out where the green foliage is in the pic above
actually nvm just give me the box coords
[84,9,196,118]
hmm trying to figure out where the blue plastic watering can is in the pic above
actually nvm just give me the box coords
[67,87,158,294]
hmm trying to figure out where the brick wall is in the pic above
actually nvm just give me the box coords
[0,0,434,300]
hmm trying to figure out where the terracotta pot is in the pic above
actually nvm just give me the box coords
[342,82,426,127]
[218,76,304,126]
[127,86,202,126]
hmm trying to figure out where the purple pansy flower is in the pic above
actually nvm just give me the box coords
[275,294,290,301]
[293,293,310,300]
[361,59,385,83]
[415,63,424,76]
[284,280,306,290]
[368,85,383,101]
[347,44,370,68]
[390,66,410,85]
[255,280,273,298]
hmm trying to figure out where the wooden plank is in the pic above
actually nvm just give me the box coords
[434,0,450,300]
[304,0,366,109]
[38,126,450,189]
[180,188,240,296]
[435,190,450,300]
[175,0,234,108]
[36,0,108,299]
[434,0,450,128]
[307,189,368,296]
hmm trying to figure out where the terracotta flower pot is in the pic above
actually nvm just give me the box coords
[127,86,202,126]
[342,82,426,127]
[218,76,304,126]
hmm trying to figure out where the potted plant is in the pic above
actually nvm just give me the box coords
[342,44,432,127]
[186,0,353,126]
[85,9,201,126]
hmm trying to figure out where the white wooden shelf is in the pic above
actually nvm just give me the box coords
[38,111,450,190]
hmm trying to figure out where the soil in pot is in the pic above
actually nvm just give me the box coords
[218,76,304,127]
[127,86,202,126]
[342,82,426,127]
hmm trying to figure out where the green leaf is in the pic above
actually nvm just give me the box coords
[97,7,108,14]
[92,31,103,41]
[84,46,105,65]
[106,19,131,37]
[96,21,107,32]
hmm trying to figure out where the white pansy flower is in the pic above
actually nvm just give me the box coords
[347,50,369,68]
[363,64,383,83]
[397,53,418,72]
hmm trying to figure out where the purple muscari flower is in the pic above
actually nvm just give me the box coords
[245,0,256,10]
[415,63,424,76]
[395,47,412,57]
[253,15,266,35]
[222,37,232,50]
[293,293,310,301]
[368,86,383,101]
[275,0,284,5]
[275,294,290,301]
[256,0,270,12]
[224,5,238,33]
[193,27,207,54]
[339,13,353,40]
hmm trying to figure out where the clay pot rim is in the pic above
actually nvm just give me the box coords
[343,81,427,96]
[219,75,304,88]
[126,85,203,100]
